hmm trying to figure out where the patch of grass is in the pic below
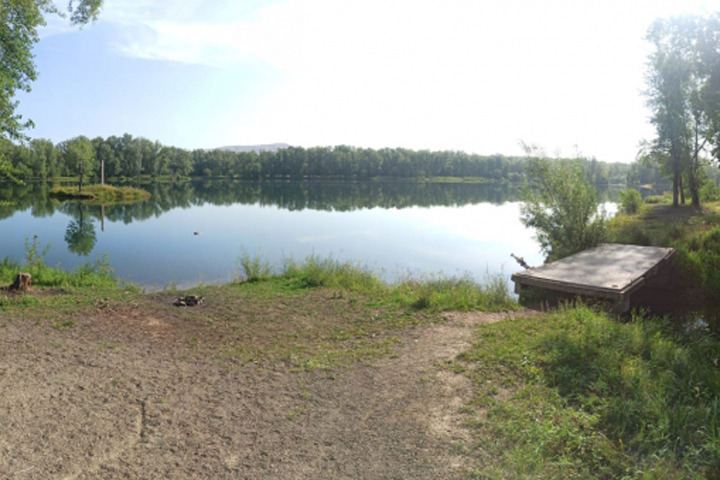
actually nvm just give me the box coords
[49,184,151,202]
[235,253,518,313]
[388,273,517,312]
[280,254,385,293]
[236,250,273,282]
[674,226,720,298]
[645,192,673,204]
[0,238,134,317]
[458,306,720,479]
[607,214,652,246]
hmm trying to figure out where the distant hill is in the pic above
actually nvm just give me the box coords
[216,143,290,153]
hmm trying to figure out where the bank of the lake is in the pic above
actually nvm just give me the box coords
[1,247,718,478]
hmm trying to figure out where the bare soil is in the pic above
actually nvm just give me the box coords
[0,289,534,479]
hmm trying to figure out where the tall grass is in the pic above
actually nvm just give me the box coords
[461,305,720,478]
[235,252,518,312]
[236,250,272,282]
[673,226,720,299]
[281,254,385,292]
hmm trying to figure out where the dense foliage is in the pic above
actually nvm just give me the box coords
[520,148,607,262]
[0,1,102,142]
[618,188,644,214]
[1,133,650,183]
[643,12,720,207]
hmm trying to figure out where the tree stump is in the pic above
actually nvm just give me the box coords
[9,272,32,292]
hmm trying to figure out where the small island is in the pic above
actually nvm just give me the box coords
[49,184,151,202]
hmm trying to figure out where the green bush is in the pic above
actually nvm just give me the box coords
[618,188,643,214]
[700,178,720,202]
[520,147,607,262]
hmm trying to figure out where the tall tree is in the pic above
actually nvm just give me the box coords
[61,136,95,191]
[643,14,720,207]
[1,1,102,141]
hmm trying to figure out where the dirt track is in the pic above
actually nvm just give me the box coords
[0,300,529,479]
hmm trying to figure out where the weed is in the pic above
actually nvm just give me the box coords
[236,250,272,282]
[23,235,51,268]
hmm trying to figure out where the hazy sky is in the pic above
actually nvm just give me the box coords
[16,0,720,162]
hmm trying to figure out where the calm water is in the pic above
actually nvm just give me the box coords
[0,180,547,289]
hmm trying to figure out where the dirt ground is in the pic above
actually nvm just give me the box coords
[0,291,534,480]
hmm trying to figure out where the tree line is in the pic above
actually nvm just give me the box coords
[0,134,653,184]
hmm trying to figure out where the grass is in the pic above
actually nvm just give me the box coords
[0,236,118,289]
[459,305,720,479]
[49,184,151,202]
[0,236,139,316]
[608,201,720,298]
[235,252,518,313]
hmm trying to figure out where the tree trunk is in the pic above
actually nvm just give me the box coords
[680,178,686,205]
[78,158,84,192]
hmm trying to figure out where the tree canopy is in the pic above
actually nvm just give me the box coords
[644,12,720,207]
[0,0,102,142]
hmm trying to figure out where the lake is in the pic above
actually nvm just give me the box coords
[0,180,551,290]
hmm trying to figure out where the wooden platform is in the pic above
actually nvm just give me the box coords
[511,244,676,313]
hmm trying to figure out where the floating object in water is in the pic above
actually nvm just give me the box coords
[193,231,201,235]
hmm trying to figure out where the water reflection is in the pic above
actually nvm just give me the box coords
[0,179,570,288]
[62,203,97,256]
[0,179,524,224]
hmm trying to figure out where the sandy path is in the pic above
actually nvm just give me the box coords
[0,308,532,479]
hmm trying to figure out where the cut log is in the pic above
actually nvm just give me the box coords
[9,272,32,292]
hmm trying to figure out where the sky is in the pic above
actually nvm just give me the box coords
[15,0,720,162]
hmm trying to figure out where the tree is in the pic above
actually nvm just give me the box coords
[1,1,102,141]
[519,145,607,263]
[61,136,95,191]
[642,14,720,207]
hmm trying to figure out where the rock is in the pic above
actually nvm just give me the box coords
[9,272,31,292]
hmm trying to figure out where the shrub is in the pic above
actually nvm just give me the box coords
[700,178,720,202]
[618,188,643,214]
[520,146,607,262]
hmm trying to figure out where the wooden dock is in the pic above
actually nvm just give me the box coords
[511,244,676,313]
